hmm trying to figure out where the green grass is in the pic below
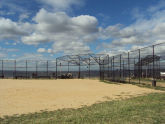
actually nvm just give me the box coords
[0,93,165,124]
[102,79,165,91]
[137,78,165,83]
[130,81,165,91]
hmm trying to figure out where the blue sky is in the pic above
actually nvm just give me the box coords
[0,0,165,60]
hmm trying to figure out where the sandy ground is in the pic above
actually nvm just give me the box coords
[0,79,163,117]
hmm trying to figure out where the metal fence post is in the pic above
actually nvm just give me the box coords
[159,59,160,79]
[78,57,80,79]
[153,45,155,80]
[26,60,27,78]
[2,60,4,78]
[120,54,121,82]
[47,60,48,76]
[113,56,114,81]
[138,49,141,84]
[108,55,110,79]
[68,61,69,73]
[99,57,100,79]
[111,59,112,80]
[15,60,16,78]
[56,59,57,79]
[123,60,124,82]
[134,58,135,79]
[89,58,90,78]
[128,52,130,83]
[36,61,38,77]
[99,57,101,80]
[103,60,104,80]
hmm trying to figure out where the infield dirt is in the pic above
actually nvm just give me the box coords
[0,79,163,117]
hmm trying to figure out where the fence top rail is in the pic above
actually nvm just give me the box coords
[107,41,165,60]
[0,59,56,62]
[56,53,108,65]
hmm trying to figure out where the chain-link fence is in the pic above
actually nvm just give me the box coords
[1,43,165,84]
[56,54,107,79]
[0,54,107,79]
[101,42,165,86]
[0,60,56,79]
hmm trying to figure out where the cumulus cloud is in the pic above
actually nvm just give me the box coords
[147,0,165,13]
[37,0,83,11]
[1,0,165,58]
[0,47,19,52]
[22,33,50,45]
[0,17,33,40]
[16,53,45,60]
[99,1,165,55]
[19,13,30,22]
[0,47,19,59]
[0,10,15,16]
[37,48,46,53]
[0,18,27,39]
[32,9,98,35]
[52,40,90,54]
[0,0,28,16]
[47,49,52,53]
[0,53,7,58]
[0,8,98,54]
[21,9,98,53]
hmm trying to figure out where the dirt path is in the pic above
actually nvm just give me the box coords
[0,79,163,117]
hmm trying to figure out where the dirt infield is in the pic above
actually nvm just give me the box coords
[0,79,163,117]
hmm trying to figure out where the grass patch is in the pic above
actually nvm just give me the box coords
[0,93,165,124]
[130,81,165,91]
[137,78,165,83]
[102,80,165,91]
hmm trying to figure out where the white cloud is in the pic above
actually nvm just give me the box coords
[5,42,17,45]
[71,15,98,34]
[17,53,56,60]
[12,54,17,57]
[17,53,45,60]
[0,10,15,16]
[99,49,127,57]
[37,0,83,11]
[52,40,90,54]
[33,9,71,33]
[0,53,6,58]
[19,13,30,22]
[47,49,52,53]
[1,0,165,58]
[147,0,165,13]
[33,9,98,35]
[22,9,98,53]
[99,24,122,39]
[0,47,19,59]
[0,8,98,54]
[0,0,27,14]
[13,42,17,45]
[99,2,165,55]
[0,17,32,40]
[37,48,46,53]
[22,33,50,45]
[0,47,19,52]
[5,42,10,45]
